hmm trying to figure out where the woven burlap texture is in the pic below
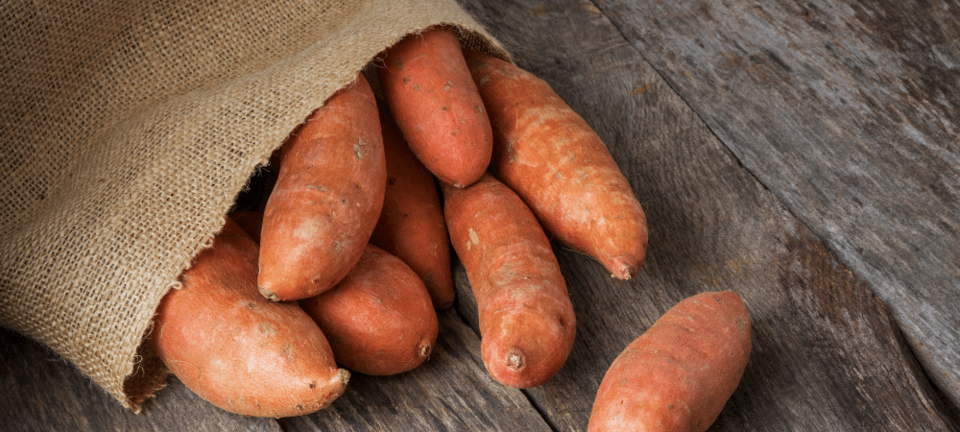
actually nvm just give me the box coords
[0,0,507,411]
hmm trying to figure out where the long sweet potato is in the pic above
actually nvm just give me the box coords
[150,217,349,418]
[377,26,492,188]
[370,102,455,309]
[258,73,386,301]
[464,50,648,280]
[443,173,576,388]
[588,291,751,432]
[300,244,439,376]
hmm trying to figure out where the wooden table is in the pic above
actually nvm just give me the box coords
[4,0,959,430]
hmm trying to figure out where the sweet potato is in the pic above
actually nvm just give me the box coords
[464,50,648,280]
[299,244,439,376]
[258,73,386,301]
[588,291,751,432]
[149,217,349,418]
[377,26,492,187]
[370,102,455,309]
[443,173,575,388]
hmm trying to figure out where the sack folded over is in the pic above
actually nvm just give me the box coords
[0,0,507,411]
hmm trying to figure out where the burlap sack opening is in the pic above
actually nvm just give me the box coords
[0,0,508,411]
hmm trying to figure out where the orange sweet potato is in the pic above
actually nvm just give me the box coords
[299,244,439,376]
[258,73,386,301]
[370,102,455,309]
[377,26,492,188]
[150,217,349,418]
[588,291,751,432]
[443,173,576,388]
[464,50,648,280]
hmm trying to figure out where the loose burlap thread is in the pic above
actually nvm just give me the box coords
[0,0,507,411]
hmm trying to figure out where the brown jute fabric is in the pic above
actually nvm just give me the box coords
[0,0,508,411]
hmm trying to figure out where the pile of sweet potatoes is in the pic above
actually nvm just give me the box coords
[151,25,752,428]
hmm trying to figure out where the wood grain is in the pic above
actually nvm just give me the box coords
[457,0,959,430]
[281,309,553,432]
[590,0,960,407]
[0,327,283,432]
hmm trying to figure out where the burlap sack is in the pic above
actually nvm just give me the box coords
[0,0,507,411]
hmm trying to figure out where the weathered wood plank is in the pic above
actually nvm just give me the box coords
[0,327,283,432]
[281,309,553,431]
[590,0,960,406]
[457,0,959,430]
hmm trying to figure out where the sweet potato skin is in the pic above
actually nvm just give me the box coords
[299,244,439,376]
[150,217,349,418]
[464,50,648,280]
[377,26,492,188]
[258,73,386,301]
[370,102,455,309]
[588,291,751,432]
[443,173,576,388]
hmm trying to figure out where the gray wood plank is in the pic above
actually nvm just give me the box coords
[589,0,960,407]
[457,0,959,430]
[0,327,282,432]
[280,309,553,432]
